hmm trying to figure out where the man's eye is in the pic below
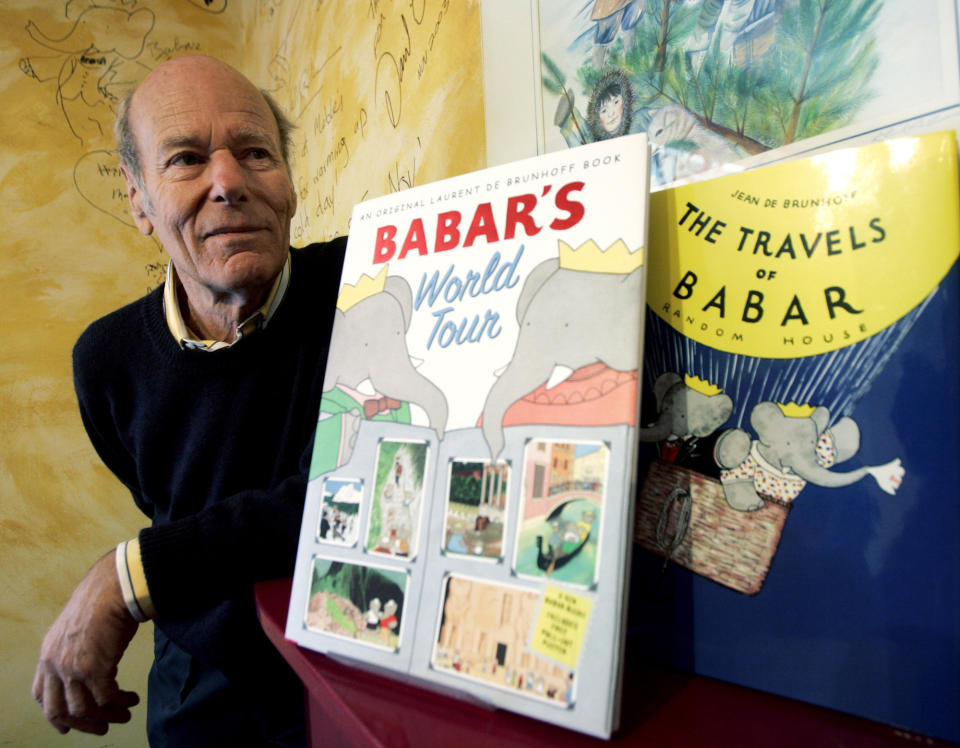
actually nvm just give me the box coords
[170,153,202,166]
[247,148,270,160]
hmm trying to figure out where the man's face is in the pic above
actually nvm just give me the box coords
[598,93,624,134]
[124,57,296,301]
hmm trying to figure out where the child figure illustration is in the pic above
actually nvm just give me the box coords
[380,599,399,645]
[364,598,382,638]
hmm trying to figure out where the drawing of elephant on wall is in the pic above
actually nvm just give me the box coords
[714,402,904,512]
[639,372,733,468]
[20,6,155,142]
[312,274,448,475]
[480,256,645,460]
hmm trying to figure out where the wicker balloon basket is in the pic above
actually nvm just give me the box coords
[634,459,789,596]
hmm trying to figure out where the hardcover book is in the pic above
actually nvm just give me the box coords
[286,134,650,739]
[629,130,960,743]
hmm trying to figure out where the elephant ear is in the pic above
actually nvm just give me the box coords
[690,392,733,437]
[810,406,831,436]
[715,428,751,468]
[515,258,559,323]
[827,416,861,463]
[750,401,784,440]
[653,372,683,410]
[384,276,414,331]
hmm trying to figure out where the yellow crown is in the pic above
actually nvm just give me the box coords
[336,265,387,312]
[557,238,644,274]
[684,374,722,396]
[776,401,816,418]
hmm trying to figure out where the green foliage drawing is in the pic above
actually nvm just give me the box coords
[367,442,399,543]
[406,442,427,485]
[448,461,508,508]
[449,461,484,505]
[754,0,881,145]
[545,0,881,153]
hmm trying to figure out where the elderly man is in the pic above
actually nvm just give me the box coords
[32,55,345,746]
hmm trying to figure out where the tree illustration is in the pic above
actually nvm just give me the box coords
[552,0,881,156]
[752,0,880,145]
[449,461,483,505]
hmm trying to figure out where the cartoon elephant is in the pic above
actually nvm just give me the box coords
[480,256,644,460]
[714,402,904,512]
[25,7,154,57]
[312,274,448,474]
[639,372,733,449]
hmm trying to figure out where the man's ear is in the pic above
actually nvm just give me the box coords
[120,164,154,236]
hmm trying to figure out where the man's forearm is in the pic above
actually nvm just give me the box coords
[33,552,141,735]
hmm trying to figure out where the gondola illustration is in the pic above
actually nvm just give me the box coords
[535,500,592,573]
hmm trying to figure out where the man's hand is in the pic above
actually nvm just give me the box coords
[32,552,141,735]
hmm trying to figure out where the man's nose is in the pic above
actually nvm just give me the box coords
[208,151,248,204]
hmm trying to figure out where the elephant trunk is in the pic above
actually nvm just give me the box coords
[371,361,448,439]
[638,416,673,443]
[481,360,555,461]
[778,455,873,489]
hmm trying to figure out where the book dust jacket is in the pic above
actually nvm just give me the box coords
[631,131,960,743]
[288,134,650,738]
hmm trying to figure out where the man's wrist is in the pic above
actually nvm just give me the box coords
[114,538,156,621]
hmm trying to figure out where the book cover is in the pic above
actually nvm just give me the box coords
[629,130,960,743]
[287,134,650,739]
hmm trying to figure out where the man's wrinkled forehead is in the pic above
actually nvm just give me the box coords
[149,96,277,146]
[130,58,279,153]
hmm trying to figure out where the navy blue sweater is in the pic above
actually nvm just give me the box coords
[73,239,346,689]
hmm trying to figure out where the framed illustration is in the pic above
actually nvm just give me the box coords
[442,458,510,560]
[316,476,363,546]
[304,556,410,652]
[513,439,608,588]
[431,574,577,706]
[366,439,430,559]
[481,0,960,186]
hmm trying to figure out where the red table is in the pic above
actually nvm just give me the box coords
[256,578,949,747]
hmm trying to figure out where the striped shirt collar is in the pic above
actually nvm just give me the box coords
[163,253,291,351]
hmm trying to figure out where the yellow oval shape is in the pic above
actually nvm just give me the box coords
[647,132,960,359]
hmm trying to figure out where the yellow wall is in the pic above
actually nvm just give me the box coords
[0,1,484,744]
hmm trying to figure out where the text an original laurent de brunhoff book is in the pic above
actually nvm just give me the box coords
[286,134,650,738]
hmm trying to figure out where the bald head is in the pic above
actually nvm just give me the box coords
[115,55,294,184]
[113,53,300,340]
